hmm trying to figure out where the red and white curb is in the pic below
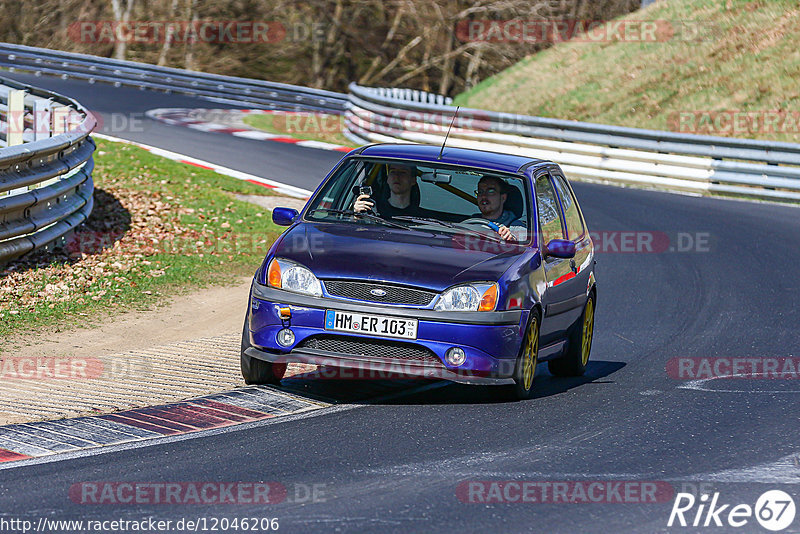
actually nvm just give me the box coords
[145,108,354,153]
[92,132,314,199]
[0,387,325,464]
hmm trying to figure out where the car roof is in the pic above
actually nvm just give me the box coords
[355,143,550,175]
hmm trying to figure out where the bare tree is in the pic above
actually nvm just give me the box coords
[109,0,135,60]
[182,0,198,70]
[0,0,642,95]
[157,0,180,66]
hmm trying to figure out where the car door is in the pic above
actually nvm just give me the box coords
[533,170,575,345]
[550,169,593,323]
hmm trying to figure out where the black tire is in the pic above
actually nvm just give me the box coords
[548,292,595,377]
[505,312,540,400]
[240,317,286,385]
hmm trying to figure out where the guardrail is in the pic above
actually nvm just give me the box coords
[0,43,347,114]
[0,75,95,265]
[345,83,800,202]
[4,44,797,203]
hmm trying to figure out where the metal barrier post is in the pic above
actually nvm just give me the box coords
[33,98,51,141]
[51,105,70,135]
[6,89,25,146]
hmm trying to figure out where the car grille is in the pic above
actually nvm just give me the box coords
[323,280,436,306]
[297,335,442,365]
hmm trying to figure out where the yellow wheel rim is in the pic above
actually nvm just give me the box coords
[521,317,539,391]
[581,298,595,366]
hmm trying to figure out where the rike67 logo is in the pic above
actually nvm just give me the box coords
[668,490,796,531]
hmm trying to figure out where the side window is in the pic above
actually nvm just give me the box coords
[551,173,585,241]
[535,174,565,245]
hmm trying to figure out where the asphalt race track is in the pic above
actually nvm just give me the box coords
[2,72,344,191]
[1,73,799,533]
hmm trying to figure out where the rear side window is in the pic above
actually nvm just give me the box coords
[552,173,585,241]
[534,174,564,244]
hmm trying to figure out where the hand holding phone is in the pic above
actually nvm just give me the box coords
[352,185,375,213]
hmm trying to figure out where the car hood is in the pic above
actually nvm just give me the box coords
[272,221,530,292]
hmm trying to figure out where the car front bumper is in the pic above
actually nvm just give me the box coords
[246,281,528,384]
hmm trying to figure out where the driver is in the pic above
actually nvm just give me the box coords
[475,176,526,241]
[353,163,425,218]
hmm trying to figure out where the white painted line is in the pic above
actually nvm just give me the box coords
[297,139,347,150]
[678,372,800,394]
[186,122,232,132]
[676,452,800,484]
[231,130,279,140]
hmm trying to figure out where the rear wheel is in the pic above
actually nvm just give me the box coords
[548,293,595,377]
[508,313,540,400]
[240,318,287,385]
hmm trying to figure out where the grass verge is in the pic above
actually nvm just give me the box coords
[0,138,284,343]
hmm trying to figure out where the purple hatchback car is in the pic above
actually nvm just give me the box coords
[242,144,596,399]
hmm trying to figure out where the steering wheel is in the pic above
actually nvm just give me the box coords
[460,218,501,232]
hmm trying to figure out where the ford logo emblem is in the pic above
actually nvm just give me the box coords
[370,288,387,297]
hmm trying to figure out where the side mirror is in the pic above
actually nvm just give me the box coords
[544,239,576,259]
[272,207,299,226]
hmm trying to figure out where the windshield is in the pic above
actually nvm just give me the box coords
[305,157,532,243]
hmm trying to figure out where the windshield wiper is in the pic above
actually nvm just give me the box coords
[308,208,357,217]
[392,216,458,229]
[307,208,410,230]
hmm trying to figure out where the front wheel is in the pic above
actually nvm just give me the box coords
[548,293,595,377]
[240,319,287,385]
[509,313,540,400]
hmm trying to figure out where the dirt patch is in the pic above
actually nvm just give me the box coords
[236,194,308,213]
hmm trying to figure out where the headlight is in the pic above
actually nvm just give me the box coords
[267,258,322,297]
[435,283,498,312]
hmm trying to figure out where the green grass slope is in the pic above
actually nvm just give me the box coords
[454,0,800,143]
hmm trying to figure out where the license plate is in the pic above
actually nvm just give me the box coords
[324,310,418,340]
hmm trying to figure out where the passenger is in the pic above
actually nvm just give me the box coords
[474,176,526,241]
[353,163,425,218]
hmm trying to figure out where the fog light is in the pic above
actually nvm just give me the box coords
[277,328,295,347]
[445,347,466,367]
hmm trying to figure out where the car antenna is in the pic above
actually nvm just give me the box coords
[437,106,460,160]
